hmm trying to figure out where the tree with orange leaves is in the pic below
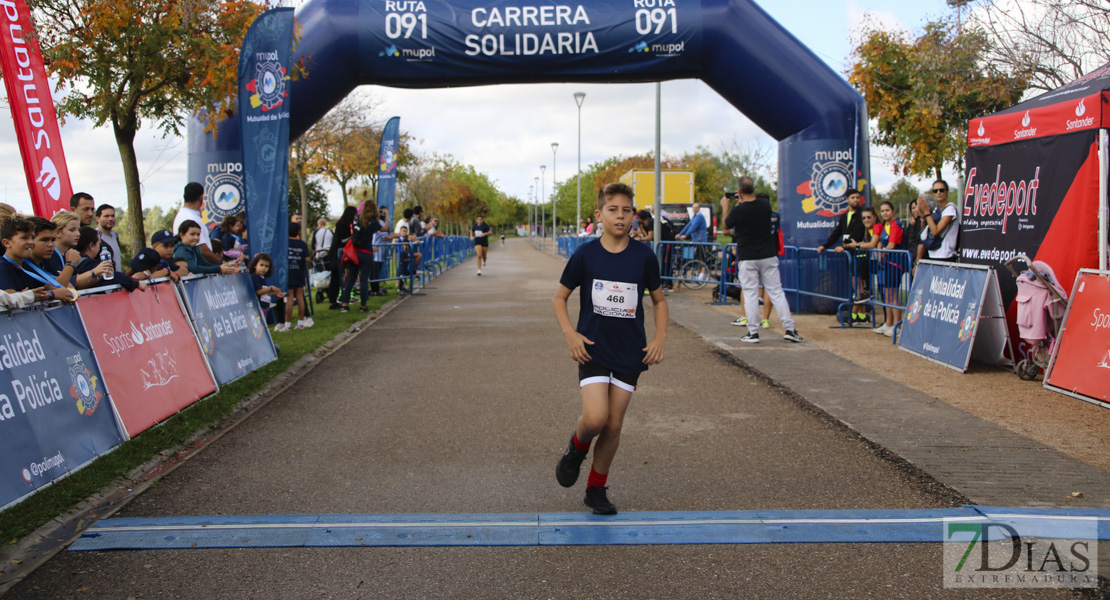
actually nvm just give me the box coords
[13,0,268,252]
[849,17,1026,179]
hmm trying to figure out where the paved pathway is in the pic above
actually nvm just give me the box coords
[8,240,1093,599]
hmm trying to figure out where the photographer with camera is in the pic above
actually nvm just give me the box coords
[721,176,802,344]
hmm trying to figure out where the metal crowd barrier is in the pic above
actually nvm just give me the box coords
[654,241,726,293]
[558,236,591,257]
[785,246,914,333]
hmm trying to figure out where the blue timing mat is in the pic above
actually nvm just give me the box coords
[69,506,1110,551]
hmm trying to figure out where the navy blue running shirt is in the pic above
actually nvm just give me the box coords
[559,238,662,374]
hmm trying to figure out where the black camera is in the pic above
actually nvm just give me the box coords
[725,192,738,200]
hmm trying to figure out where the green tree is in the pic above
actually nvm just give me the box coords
[883,178,920,210]
[849,17,1027,178]
[18,0,267,254]
[287,177,329,225]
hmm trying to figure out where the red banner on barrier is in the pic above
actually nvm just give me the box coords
[78,286,217,437]
[0,0,73,216]
[1044,270,1110,408]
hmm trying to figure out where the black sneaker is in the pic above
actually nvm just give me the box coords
[851,291,872,304]
[555,437,588,488]
[784,330,803,343]
[584,486,617,515]
[740,332,760,343]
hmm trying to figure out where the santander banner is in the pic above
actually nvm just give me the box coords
[0,0,73,216]
[1044,271,1110,409]
[968,92,1106,148]
[78,286,217,438]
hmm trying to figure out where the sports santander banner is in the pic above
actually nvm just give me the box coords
[959,130,1100,360]
[376,116,400,221]
[239,7,294,290]
[1044,270,1110,409]
[0,305,122,509]
[0,0,73,216]
[78,287,217,438]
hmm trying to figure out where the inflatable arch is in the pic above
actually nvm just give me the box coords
[189,0,870,247]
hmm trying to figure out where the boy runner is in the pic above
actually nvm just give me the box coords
[552,182,668,515]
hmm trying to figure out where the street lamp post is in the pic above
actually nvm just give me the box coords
[574,92,585,234]
[551,142,559,241]
[540,165,546,240]
[529,184,535,236]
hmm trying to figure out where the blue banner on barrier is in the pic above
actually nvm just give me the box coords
[181,274,278,385]
[0,305,123,509]
[898,261,990,372]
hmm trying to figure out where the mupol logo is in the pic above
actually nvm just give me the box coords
[797,149,855,217]
[629,41,649,53]
[380,44,400,57]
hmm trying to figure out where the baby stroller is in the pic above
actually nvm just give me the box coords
[311,248,331,304]
[1004,254,1068,381]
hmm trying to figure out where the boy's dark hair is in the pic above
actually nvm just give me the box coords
[95,203,114,217]
[597,182,635,208]
[248,253,272,273]
[69,192,93,210]
[76,227,100,254]
[177,219,201,237]
[403,208,414,219]
[1,216,33,241]
[183,182,204,203]
[413,205,423,215]
[28,216,56,235]
[289,222,301,237]
[210,238,225,253]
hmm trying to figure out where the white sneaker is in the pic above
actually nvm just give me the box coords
[273,323,288,332]
[871,325,887,334]
[477,269,482,276]
[302,317,314,328]
[296,320,306,330]
[884,326,895,338]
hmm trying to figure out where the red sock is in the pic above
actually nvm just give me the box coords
[587,468,608,488]
[572,432,591,452]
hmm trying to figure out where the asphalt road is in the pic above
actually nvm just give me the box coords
[10,239,1085,599]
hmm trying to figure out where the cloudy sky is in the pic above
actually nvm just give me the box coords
[0,0,968,217]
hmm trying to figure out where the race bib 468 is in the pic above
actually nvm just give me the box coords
[592,279,637,319]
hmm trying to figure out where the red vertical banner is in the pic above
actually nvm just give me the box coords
[77,286,218,437]
[0,0,73,216]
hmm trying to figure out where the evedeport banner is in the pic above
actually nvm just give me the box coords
[0,305,122,509]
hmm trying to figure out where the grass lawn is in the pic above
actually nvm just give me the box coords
[0,283,401,545]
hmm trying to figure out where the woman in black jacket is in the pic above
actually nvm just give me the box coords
[327,205,357,309]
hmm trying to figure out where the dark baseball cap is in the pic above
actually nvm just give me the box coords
[151,229,174,245]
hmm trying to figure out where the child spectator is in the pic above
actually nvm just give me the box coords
[127,229,181,282]
[395,225,413,295]
[73,227,144,292]
[249,253,285,317]
[172,220,238,276]
[49,210,82,287]
[0,216,48,294]
[552,182,668,516]
[285,222,312,329]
